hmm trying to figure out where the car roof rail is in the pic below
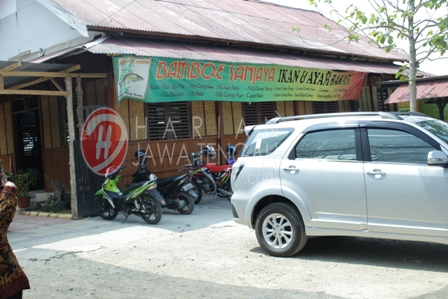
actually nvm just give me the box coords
[266,111,429,124]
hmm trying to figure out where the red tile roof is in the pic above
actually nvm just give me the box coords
[385,80,448,103]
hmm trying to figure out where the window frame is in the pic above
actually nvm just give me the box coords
[145,101,192,141]
[242,102,276,125]
[290,127,362,162]
[359,121,441,163]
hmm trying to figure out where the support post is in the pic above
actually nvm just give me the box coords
[76,76,84,128]
[65,76,78,218]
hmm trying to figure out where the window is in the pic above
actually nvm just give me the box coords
[415,119,448,145]
[367,129,436,164]
[146,102,191,140]
[293,129,357,161]
[313,101,339,114]
[241,128,294,157]
[243,102,276,125]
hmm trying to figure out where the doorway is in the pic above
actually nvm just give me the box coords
[15,109,44,190]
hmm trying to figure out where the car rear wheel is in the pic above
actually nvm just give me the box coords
[255,202,307,257]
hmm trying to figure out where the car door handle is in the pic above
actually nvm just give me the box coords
[284,166,299,174]
[367,169,386,178]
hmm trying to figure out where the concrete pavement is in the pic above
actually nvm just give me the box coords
[9,213,73,232]
[8,195,233,260]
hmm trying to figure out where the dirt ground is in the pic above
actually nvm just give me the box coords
[9,195,448,299]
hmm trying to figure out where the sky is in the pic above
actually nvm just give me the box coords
[263,0,448,76]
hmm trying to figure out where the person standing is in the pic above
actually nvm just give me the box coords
[0,162,30,299]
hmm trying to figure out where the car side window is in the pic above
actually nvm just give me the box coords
[241,128,294,157]
[367,128,436,164]
[294,129,357,160]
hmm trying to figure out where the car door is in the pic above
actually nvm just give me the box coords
[280,126,367,231]
[363,126,448,237]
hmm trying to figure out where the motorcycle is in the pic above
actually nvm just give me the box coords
[94,166,162,224]
[179,145,234,204]
[205,163,233,201]
[178,150,217,204]
[152,173,196,215]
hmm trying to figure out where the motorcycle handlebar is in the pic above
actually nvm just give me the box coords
[105,165,127,178]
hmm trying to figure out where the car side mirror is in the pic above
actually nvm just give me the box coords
[427,150,448,166]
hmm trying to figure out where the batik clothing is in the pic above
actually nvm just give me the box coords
[0,186,30,299]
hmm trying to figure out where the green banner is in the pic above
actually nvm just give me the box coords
[113,56,366,104]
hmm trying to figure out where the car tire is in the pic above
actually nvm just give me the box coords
[255,202,307,257]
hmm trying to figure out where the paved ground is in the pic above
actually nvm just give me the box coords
[9,213,73,232]
[7,195,448,299]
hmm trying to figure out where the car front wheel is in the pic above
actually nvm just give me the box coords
[255,202,307,257]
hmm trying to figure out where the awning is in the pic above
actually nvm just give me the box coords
[385,79,448,104]
[86,37,404,75]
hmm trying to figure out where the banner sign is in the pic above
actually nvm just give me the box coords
[113,56,366,104]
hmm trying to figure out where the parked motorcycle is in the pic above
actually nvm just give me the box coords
[152,173,196,215]
[94,166,162,224]
[206,163,233,201]
[178,149,217,204]
[179,145,235,204]
[132,148,196,214]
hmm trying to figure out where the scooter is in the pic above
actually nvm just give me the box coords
[152,173,196,215]
[94,166,162,224]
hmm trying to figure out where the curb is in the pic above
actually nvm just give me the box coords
[18,209,73,219]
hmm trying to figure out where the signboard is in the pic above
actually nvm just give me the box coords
[81,108,128,175]
[113,56,366,104]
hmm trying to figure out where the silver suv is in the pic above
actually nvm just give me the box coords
[230,112,448,257]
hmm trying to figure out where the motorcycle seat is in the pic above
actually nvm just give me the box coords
[157,174,186,188]
[205,163,230,173]
[124,181,146,193]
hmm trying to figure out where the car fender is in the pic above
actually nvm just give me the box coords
[280,186,312,226]
[243,183,284,229]
[243,183,311,229]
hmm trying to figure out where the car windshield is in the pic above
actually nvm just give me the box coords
[241,127,294,157]
[414,119,448,145]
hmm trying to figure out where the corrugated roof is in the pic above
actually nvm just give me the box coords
[385,80,448,104]
[45,0,407,63]
[0,61,77,89]
[85,36,403,74]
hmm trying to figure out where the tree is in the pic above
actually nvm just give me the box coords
[307,0,448,112]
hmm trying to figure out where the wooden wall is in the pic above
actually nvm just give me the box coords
[37,68,381,192]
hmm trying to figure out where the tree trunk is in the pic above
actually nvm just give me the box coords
[408,1,418,112]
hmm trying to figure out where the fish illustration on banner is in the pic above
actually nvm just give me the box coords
[115,57,151,104]
[113,56,367,103]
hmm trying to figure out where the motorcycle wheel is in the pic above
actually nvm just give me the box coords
[139,195,162,225]
[201,174,217,194]
[192,178,203,204]
[95,195,118,220]
[177,191,195,215]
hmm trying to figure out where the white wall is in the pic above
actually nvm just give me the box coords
[0,0,16,19]
[0,0,82,61]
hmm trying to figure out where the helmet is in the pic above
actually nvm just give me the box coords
[135,149,146,163]
[226,144,237,155]
[202,145,216,159]
[149,173,157,181]
[105,166,118,176]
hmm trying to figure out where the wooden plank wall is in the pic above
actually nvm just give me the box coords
[123,137,219,184]
[0,102,16,174]
[42,148,70,190]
